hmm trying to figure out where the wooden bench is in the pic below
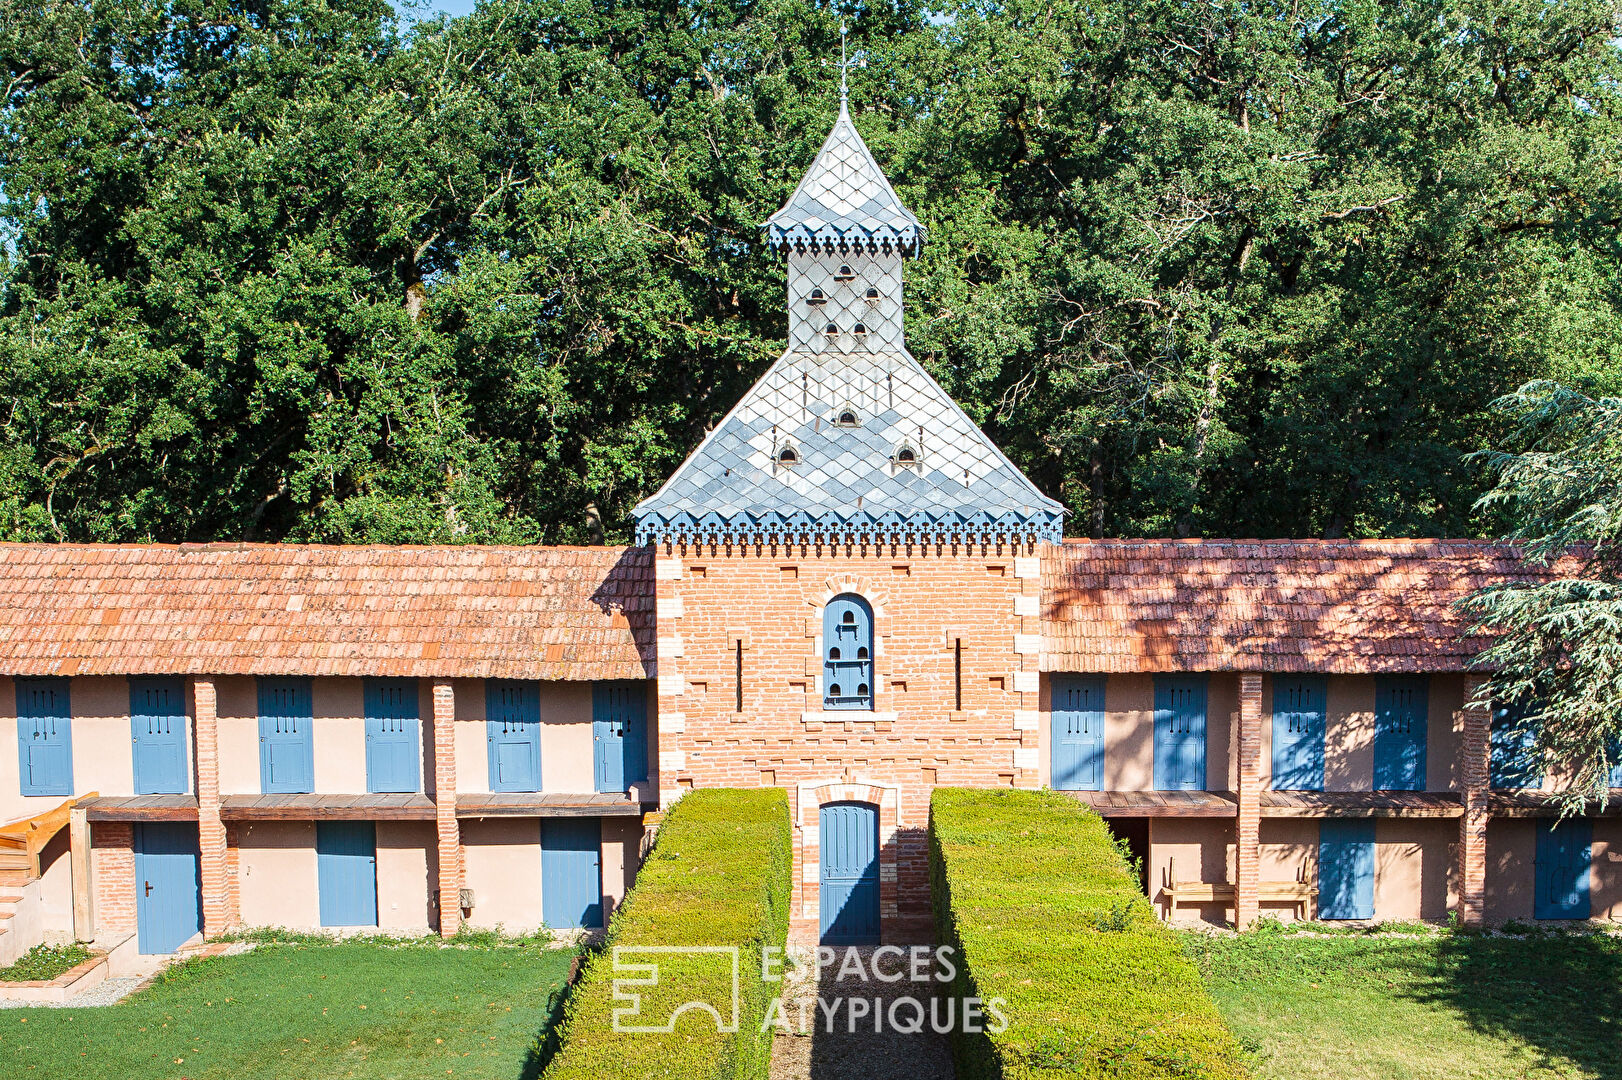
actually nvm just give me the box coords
[1162,857,1316,922]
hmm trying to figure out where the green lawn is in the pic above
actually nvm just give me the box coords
[0,938,577,1080]
[1184,928,1622,1080]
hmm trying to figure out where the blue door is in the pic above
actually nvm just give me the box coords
[487,681,541,792]
[822,594,874,710]
[1374,676,1427,790]
[1271,677,1326,790]
[542,819,602,929]
[1318,819,1376,920]
[819,802,879,944]
[1491,700,1543,789]
[1051,676,1105,791]
[131,677,188,795]
[317,821,378,927]
[258,677,314,794]
[16,678,72,796]
[1153,676,1207,791]
[134,823,202,954]
[1535,820,1592,920]
[365,679,420,793]
[593,682,648,793]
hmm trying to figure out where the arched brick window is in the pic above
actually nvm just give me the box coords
[823,594,874,711]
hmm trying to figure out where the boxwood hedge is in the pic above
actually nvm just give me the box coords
[930,787,1250,1080]
[541,787,791,1080]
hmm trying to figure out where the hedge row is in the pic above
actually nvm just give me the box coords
[930,788,1251,1080]
[541,788,792,1080]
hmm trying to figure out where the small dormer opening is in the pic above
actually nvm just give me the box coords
[852,322,868,338]
[777,445,799,466]
[807,288,826,306]
[895,443,919,467]
[864,287,881,304]
[835,407,860,427]
[834,264,856,281]
[824,322,839,337]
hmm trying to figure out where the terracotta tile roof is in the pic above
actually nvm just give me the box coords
[1042,538,1552,674]
[0,544,653,681]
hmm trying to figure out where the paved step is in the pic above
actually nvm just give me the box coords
[0,872,31,888]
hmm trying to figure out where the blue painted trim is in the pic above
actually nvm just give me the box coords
[486,680,542,793]
[634,508,1064,546]
[1153,675,1208,792]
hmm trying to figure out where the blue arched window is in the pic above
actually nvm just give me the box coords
[823,594,874,711]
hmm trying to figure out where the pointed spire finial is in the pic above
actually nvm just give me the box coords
[823,20,864,111]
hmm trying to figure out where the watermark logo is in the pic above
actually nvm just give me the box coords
[611,945,741,1033]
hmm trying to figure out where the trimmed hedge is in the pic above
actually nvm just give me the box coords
[930,788,1251,1080]
[541,787,791,1079]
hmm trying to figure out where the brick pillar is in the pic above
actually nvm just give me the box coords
[431,680,462,937]
[1458,674,1491,925]
[193,676,235,937]
[1235,673,1263,929]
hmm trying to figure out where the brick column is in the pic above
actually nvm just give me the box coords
[193,676,235,937]
[1457,674,1491,926]
[1235,673,1263,929]
[431,680,462,937]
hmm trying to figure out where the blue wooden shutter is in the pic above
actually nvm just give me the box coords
[133,822,202,954]
[542,818,602,929]
[486,680,541,792]
[1153,676,1207,791]
[364,678,420,793]
[16,677,72,796]
[1318,819,1376,919]
[1490,700,1543,790]
[593,682,648,793]
[1534,819,1592,920]
[316,821,378,927]
[1051,676,1106,791]
[130,677,189,795]
[819,802,880,944]
[822,594,874,710]
[1271,676,1326,791]
[257,677,314,794]
[1373,676,1427,791]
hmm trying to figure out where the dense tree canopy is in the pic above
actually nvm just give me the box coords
[2,0,1620,544]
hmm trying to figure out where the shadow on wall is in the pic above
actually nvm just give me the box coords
[588,547,658,677]
[1401,933,1622,1078]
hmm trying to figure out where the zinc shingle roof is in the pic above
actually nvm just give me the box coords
[0,544,653,681]
[1042,538,1552,674]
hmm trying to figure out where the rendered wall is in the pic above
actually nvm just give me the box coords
[1148,817,1236,926]
[0,675,140,821]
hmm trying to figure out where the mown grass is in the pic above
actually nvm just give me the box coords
[1184,927,1622,1080]
[0,938,577,1079]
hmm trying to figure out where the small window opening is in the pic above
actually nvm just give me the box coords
[857,646,869,659]
[836,408,859,427]
[865,287,880,302]
[857,683,870,697]
[954,638,962,710]
[829,647,841,660]
[735,639,744,713]
[829,683,842,697]
[834,264,856,281]
[843,611,856,625]
[852,322,868,337]
[824,322,839,336]
[896,444,918,466]
[807,288,826,306]
[777,445,798,466]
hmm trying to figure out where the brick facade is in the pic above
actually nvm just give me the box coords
[90,822,135,936]
[1234,673,1262,928]
[431,679,462,937]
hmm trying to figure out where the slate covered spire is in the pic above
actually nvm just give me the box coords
[633,94,1063,548]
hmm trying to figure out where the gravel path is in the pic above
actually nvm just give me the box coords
[768,945,956,1080]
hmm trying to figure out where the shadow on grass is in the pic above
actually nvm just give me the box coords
[1402,932,1622,1079]
[519,945,595,1080]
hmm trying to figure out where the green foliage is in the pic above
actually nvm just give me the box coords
[3,0,1620,543]
[1461,381,1622,808]
[930,787,1250,1080]
[0,941,92,981]
[539,787,791,1080]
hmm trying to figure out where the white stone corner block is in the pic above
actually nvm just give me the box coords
[1014,556,1041,580]
[802,861,820,884]
[661,712,686,734]
[655,594,684,619]
[1013,747,1039,769]
[1013,633,1042,656]
[1013,594,1040,617]
[1012,669,1040,694]
[654,557,683,581]
[656,673,685,697]
[656,634,685,658]
[658,749,687,772]
[1012,709,1041,731]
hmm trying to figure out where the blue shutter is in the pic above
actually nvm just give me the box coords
[819,802,880,944]
[364,679,420,793]
[1373,676,1428,791]
[1534,819,1592,920]
[542,818,602,929]
[1153,676,1207,791]
[1490,700,1543,790]
[16,678,72,796]
[486,681,541,792]
[130,677,189,795]
[593,682,648,793]
[822,594,874,711]
[316,821,378,927]
[1318,819,1376,920]
[257,677,314,794]
[133,823,202,954]
[1271,677,1326,791]
[1051,677,1106,791]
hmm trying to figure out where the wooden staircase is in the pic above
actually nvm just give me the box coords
[0,796,89,962]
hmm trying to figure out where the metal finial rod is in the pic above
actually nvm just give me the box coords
[840,21,848,105]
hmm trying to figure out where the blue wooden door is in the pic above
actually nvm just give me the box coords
[1271,677,1326,790]
[1374,676,1427,790]
[134,823,202,954]
[131,677,188,795]
[1535,820,1592,920]
[819,802,879,944]
[487,681,541,792]
[1491,700,1543,789]
[593,682,648,793]
[317,821,378,927]
[16,678,72,796]
[1051,676,1105,791]
[1318,819,1376,920]
[258,678,314,794]
[542,819,602,929]
[1153,677,1207,791]
[365,679,420,793]
[822,594,874,710]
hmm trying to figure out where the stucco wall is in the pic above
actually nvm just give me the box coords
[311,679,368,795]
[1148,817,1236,926]
[237,821,320,928]
[1258,818,1317,921]
[460,817,543,931]
[1324,676,1376,791]
[1374,818,1454,921]
[377,821,435,931]
[215,676,261,796]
